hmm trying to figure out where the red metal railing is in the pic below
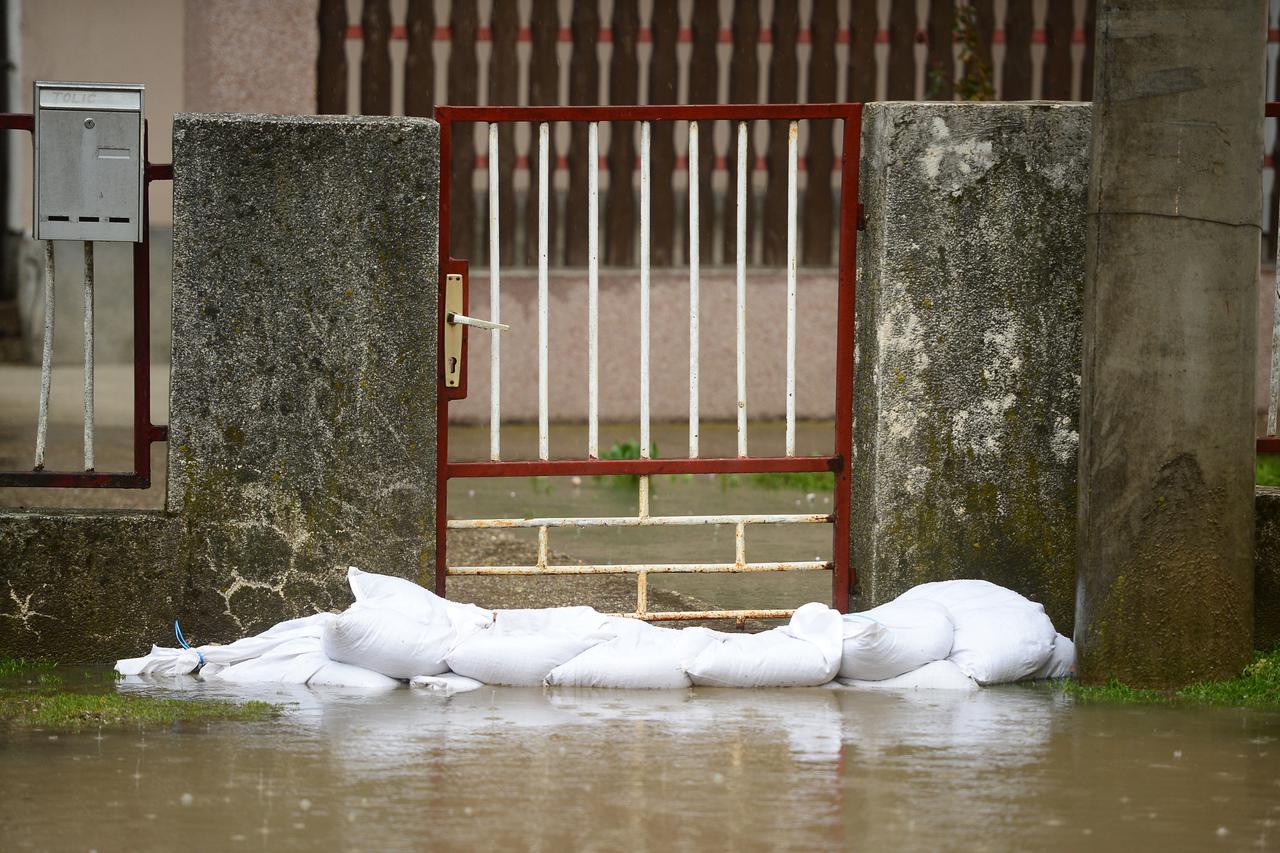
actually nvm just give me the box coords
[435,103,861,613]
[0,113,169,489]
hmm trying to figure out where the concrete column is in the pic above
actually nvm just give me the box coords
[168,113,439,639]
[853,102,1090,632]
[1077,1,1266,686]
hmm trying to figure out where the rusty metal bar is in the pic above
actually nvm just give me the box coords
[437,104,861,122]
[449,454,838,479]
[448,512,830,529]
[607,608,795,622]
[449,561,830,575]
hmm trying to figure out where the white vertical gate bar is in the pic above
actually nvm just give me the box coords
[537,524,549,569]
[82,241,95,471]
[735,121,748,457]
[734,522,746,567]
[488,123,502,462]
[537,121,550,461]
[637,473,650,519]
[640,122,651,458]
[688,120,700,459]
[34,241,55,470]
[636,570,648,616]
[588,121,600,458]
[785,120,799,457]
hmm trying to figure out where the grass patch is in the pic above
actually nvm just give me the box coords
[1258,453,1280,487]
[0,656,280,731]
[1059,647,1280,710]
[0,657,56,679]
[0,691,279,730]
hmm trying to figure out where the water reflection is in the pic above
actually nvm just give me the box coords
[4,678,1277,852]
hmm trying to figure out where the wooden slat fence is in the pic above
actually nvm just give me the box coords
[315,0,1278,266]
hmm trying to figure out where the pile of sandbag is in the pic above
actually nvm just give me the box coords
[836,579,1074,690]
[116,569,1074,691]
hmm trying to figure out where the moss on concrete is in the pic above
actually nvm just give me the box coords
[166,114,441,643]
[852,103,1089,631]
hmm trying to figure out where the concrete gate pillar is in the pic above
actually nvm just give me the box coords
[166,114,440,638]
[1077,1,1266,685]
[852,102,1090,633]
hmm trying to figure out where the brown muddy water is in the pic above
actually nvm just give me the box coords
[4,422,1280,849]
[1,675,1278,852]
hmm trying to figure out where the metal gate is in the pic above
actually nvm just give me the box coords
[435,104,862,620]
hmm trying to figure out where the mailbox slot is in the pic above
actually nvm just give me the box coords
[34,81,144,243]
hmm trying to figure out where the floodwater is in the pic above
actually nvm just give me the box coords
[2,675,1278,851]
[448,420,837,610]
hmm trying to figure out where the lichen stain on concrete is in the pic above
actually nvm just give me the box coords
[854,103,1088,630]
[920,114,996,195]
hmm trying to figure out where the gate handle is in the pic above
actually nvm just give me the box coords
[447,312,509,332]
[444,272,508,389]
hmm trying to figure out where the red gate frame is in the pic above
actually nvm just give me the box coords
[434,103,862,612]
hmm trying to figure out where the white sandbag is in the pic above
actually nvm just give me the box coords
[409,673,485,695]
[307,660,402,689]
[897,579,1031,614]
[115,613,337,678]
[686,603,843,688]
[206,636,331,684]
[115,646,203,677]
[948,603,1056,685]
[896,579,1057,685]
[546,624,720,689]
[839,599,954,680]
[1030,634,1075,680]
[347,566,493,642]
[493,606,615,636]
[321,604,453,679]
[446,618,614,686]
[838,659,979,691]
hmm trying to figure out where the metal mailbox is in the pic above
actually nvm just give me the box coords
[34,81,144,243]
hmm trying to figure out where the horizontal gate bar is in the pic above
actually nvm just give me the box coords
[436,103,860,122]
[609,609,796,622]
[0,471,150,488]
[448,512,831,530]
[448,561,831,575]
[448,455,839,479]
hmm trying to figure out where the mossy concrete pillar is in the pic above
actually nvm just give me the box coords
[167,113,440,639]
[1077,1,1265,686]
[852,102,1090,633]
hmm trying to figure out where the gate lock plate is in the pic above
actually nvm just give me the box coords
[444,272,508,389]
[34,81,145,243]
